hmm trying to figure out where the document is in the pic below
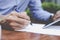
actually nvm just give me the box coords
[16,23,60,36]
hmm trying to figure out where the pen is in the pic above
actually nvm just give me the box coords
[43,19,60,29]
[30,21,32,25]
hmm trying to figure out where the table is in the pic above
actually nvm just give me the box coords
[1,24,60,40]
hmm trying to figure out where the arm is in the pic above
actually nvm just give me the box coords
[28,0,53,21]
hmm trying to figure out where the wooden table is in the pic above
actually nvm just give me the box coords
[2,30,40,40]
[2,30,60,40]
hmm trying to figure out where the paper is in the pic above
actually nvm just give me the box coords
[16,23,60,36]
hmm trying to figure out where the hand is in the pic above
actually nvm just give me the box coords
[1,12,30,31]
[53,11,60,21]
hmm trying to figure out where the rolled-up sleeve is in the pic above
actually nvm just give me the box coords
[28,0,52,21]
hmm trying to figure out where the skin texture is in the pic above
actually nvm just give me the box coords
[53,11,60,21]
[1,12,30,30]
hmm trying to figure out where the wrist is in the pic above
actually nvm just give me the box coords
[47,13,54,23]
[50,13,54,21]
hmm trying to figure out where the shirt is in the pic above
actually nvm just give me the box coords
[0,0,52,21]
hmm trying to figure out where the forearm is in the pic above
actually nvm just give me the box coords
[30,9,52,21]
[28,0,52,21]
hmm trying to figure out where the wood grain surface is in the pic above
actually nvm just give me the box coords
[2,30,60,40]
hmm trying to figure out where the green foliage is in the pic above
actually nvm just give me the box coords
[26,8,32,17]
[26,8,30,15]
[42,2,60,13]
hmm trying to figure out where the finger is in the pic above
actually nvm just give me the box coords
[54,11,60,19]
[3,12,30,21]
[6,16,30,25]
[18,12,30,21]
[10,12,30,21]
[54,14,60,20]
[9,22,27,30]
[9,11,18,16]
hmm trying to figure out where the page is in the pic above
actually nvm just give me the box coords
[16,23,60,36]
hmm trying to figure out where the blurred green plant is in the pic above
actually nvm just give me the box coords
[42,2,60,13]
[26,8,30,15]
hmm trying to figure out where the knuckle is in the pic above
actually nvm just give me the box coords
[23,20,30,25]
[9,22,14,26]
[27,16,30,20]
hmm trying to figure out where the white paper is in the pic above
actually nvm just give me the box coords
[16,23,60,36]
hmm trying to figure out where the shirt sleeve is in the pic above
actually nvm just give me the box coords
[28,0,52,21]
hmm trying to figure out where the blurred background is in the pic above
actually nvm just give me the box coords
[41,0,60,13]
[27,0,60,17]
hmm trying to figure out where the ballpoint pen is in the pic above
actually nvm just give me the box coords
[30,21,32,25]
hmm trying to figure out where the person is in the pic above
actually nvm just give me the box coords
[0,0,60,28]
[0,0,60,30]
